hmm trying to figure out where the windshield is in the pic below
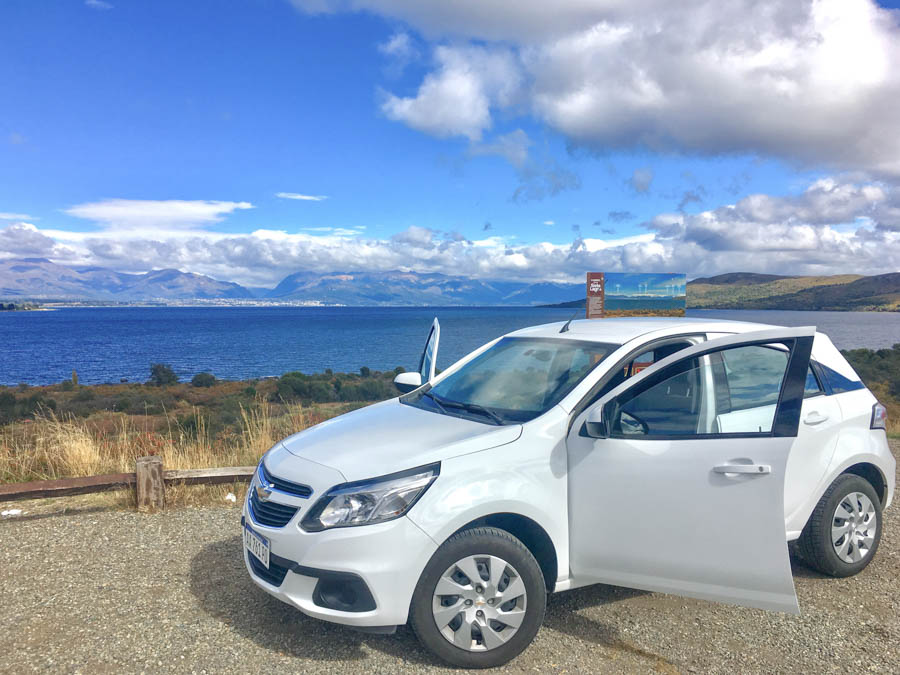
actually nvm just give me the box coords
[405,337,618,424]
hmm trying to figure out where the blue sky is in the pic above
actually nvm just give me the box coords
[1,0,899,286]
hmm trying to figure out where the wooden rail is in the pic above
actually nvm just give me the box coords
[0,458,255,511]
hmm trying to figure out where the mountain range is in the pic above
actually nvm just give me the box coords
[2,260,898,310]
[0,259,584,306]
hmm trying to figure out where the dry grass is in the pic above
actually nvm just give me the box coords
[0,398,338,507]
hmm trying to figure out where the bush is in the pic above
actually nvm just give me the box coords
[191,372,217,388]
[73,388,96,402]
[360,366,371,378]
[61,379,75,391]
[843,344,900,397]
[149,363,179,386]
[243,386,257,397]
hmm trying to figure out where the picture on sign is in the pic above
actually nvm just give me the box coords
[586,272,687,318]
[604,272,686,317]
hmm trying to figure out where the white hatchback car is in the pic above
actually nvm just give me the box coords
[242,317,894,668]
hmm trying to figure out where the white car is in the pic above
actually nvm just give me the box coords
[242,317,894,668]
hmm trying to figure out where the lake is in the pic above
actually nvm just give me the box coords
[1,306,898,385]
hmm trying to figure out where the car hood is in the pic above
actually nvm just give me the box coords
[280,398,522,482]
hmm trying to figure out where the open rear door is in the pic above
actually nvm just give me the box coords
[566,327,815,613]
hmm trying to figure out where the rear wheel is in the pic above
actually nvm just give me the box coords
[797,474,882,577]
[409,526,546,669]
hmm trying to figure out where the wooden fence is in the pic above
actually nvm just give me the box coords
[0,456,255,511]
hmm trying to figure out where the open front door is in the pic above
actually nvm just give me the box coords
[418,317,440,383]
[567,327,815,613]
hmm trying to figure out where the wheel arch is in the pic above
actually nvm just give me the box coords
[842,462,887,506]
[451,513,559,593]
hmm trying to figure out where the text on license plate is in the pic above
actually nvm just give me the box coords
[243,524,270,569]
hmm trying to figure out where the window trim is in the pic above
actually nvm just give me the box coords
[602,335,813,441]
[567,333,708,433]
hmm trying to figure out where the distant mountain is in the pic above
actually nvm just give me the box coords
[8,260,891,310]
[266,270,583,306]
[541,273,900,312]
[685,273,899,310]
[0,258,253,300]
[0,261,584,305]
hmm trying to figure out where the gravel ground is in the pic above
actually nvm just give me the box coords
[1,440,898,674]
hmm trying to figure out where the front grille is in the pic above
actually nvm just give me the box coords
[260,462,313,498]
[248,552,289,587]
[249,490,299,528]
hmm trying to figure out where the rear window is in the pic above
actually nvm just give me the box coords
[817,363,865,394]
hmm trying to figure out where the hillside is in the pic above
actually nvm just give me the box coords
[687,272,899,311]
[0,259,253,301]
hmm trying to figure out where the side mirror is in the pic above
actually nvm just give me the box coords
[394,371,423,394]
[584,405,608,439]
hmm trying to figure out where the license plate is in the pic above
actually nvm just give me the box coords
[243,524,270,569]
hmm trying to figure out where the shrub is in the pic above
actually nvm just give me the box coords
[61,379,75,392]
[73,388,96,402]
[149,363,179,386]
[243,386,257,397]
[191,372,217,388]
[360,366,371,378]
[113,397,132,412]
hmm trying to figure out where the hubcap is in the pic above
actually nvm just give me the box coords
[832,491,877,564]
[431,554,527,652]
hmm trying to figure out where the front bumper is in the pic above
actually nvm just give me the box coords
[241,504,438,627]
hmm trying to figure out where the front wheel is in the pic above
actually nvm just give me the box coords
[409,526,547,669]
[797,473,883,577]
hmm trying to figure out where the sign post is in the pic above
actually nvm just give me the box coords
[586,272,605,319]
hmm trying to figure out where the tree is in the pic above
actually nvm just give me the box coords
[149,363,178,386]
[360,366,371,378]
[191,372,217,388]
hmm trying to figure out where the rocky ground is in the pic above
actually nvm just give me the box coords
[1,441,897,674]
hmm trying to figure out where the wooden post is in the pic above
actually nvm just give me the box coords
[136,456,165,511]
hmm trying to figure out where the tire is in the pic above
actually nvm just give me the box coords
[409,526,547,669]
[797,473,883,578]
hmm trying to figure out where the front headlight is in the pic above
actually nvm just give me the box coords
[301,463,439,531]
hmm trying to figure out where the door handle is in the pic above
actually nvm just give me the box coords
[713,463,771,475]
[803,411,828,425]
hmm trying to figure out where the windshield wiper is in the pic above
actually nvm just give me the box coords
[422,391,450,414]
[428,393,505,425]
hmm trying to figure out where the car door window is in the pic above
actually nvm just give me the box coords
[586,340,697,409]
[804,366,823,398]
[612,357,704,436]
[609,343,793,437]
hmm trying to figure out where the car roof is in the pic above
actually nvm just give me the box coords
[502,316,860,381]
[504,317,779,344]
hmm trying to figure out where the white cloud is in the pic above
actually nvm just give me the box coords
[0,212,34,221]
[378,31,418,65]
[542,220,555,226]
[64,199,253,231]
[8,177,900,286]
[0,222,70,259]
[85,0,113,9]
[301,0,900,178]
[381,45,522,141]
[276,192,329,201]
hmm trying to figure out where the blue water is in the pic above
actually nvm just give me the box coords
[1,306,898,385]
